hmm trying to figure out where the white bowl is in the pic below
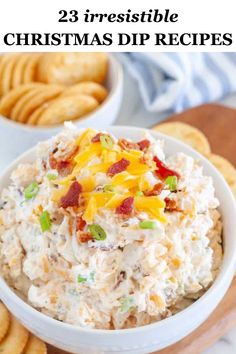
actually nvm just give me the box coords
[0,126,236,354]
[0,54,123,158]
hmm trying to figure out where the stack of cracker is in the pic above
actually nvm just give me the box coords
[0,302,47,354]
[0,53,108,126]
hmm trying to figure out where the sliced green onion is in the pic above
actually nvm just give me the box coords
[88,224,107,241]
[100,134,113,149]
[47,173,58,181]
[24,182,39,200]
[77,275,87,283]
[165,176,178,192]
[135,191,144,197]
[40,210,51,232]
[103,184,115,193]
[139,220,157,229]
[120,296,134,313]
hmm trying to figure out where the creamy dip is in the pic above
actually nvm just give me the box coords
[0,126,223,329]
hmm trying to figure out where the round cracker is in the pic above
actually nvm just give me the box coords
[27,104,49,125]
[10,87,46,121]
[1,54,21,94]
[0,54,11,95]
[37,94,99,126]
[0,303,10,342]
[23,53,42,84]
[23,334,47,354]
[0,54,19,95]
[0,83,44,117]
[209,154,236,187]
[12,53,31,88]
[0,315,29,354]
[37,52,108,85]
[17,85,64,123]
[154,122,211,156]
[61,81,108,103]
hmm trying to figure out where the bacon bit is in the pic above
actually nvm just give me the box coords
[118,138,150,152]
[118,139,139,151]
[107,158,130,177]
[49,155,57,169]
[137,139,150,151]
[60,163,73,177]
[57,160,71,171]
[153,156,180,180]
[91,133,102,143]
[164,197,181,212]
[76,216,86,231]
[77,232,93,243]
[144,182,164,196]
[49,154,73,176]
[60,181,82,209]
[116,197,134,215]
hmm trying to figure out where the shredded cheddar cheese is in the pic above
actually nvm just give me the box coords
[52,185,70,202]
[75,128,96,148]
[74,144,102,167]
[105,194,131,209]
[138,175,152,191]
[83,196,97,222]
[102,150,117,163]
[88,162,111,174]
[51,128,169,224]
[79,176,96,192]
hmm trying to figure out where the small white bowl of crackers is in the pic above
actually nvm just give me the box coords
[0,52,123,155]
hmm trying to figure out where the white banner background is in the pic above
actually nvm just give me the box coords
[0,0,235,51]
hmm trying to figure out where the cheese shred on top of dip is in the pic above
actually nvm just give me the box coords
[0,126,223,329]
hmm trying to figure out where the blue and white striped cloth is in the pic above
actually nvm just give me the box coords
[120,53,236,113]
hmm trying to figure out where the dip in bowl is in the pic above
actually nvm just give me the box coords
[0,126,235,354]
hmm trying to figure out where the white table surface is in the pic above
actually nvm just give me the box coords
[0,65,236,354]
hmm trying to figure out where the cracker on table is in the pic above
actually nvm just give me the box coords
[154,121,211,156]
[23,334,47,354]
[0,302,10,342]
[0,315,29,354]
[209,154,236,187]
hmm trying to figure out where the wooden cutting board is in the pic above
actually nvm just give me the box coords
[48,104,236,354]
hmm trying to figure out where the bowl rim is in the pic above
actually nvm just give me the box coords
[0,125,236,336]
[0,53,123,133]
